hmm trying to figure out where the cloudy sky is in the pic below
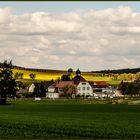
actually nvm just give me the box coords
[0,2,140,71]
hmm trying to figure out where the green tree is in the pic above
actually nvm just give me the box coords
[61,74,70,81]
[61,85,69,98]
[118,81,127,95]
[113,74,119,80]
[14,72,19,79]
[29,73,36,80]
[40,82,46,97]
[0,60,17,104]
[136,72,140,80]
[19,72,23,79]
[67,85,77,98]
[14,72,23,79]
[61,85,76,98]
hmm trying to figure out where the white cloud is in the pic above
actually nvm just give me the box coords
[0,7,14,23]
[0,6,140,70]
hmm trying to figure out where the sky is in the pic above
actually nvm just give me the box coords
[0,2,140,71]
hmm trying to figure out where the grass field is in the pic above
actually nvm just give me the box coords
[0,99,140,139]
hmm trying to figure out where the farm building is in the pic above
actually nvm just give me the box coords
[46,69,116,99]
[77,82,93,97]
[46,83,59,99]
[29,81,54,93]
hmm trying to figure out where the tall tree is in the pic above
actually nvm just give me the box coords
[0,60,17,104]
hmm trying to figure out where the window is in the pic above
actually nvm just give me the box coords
[82,82,86,85]
[78,87,81,91]
[83,87,85,90]
[87,87,90,90]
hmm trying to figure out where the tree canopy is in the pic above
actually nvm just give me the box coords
[0,60,17,104]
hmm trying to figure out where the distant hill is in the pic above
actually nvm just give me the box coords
[0,64,66,74]
[13,65,66,74]
[93,68,140,74]
[0,63,139,74]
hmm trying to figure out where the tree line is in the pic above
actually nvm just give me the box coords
[118,80,140,96]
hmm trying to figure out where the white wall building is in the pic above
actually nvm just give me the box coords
[46,84,59,99]
[28,83,35,93]
[77,82,93,96]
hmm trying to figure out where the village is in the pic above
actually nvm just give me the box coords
[16,68,120,100]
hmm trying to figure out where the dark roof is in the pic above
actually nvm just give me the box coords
[32,81,54,88]
[72,76,86,85]
[89,81,108,88]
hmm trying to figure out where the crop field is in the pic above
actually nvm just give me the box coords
[0,100,140,139]
[12,68,120,85]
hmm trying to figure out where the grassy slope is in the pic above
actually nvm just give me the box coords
[12,68,120,85]
[0,100,140,139]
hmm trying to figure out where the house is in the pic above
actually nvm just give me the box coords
[46,83,59,99]
[28,83,36,93]
[28,81,54,93]
[89,81,109,92]
[55,81,75,93]
[89,81,116,98]
[115,89,124,97]
[46,69,116,99]
[77,81,93,97]
[16,87,28,94]
[46,68,92,98]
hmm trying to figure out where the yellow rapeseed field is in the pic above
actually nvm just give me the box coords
[12,68,116,83]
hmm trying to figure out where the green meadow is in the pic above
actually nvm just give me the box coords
[0,99,140,139]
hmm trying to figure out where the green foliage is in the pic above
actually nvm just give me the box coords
[33,82,46,98]
[14,72,23,79]
[61,85,76,98]
[29,73,36,80]
[119,81,140,96]
[61,74,71,81]
[136,72,140,80]
[0,100,140,139]
[0,60,17,104]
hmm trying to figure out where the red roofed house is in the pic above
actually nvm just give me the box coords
[55,81,75,93]
[46,69,116,99]
[46,81,76,98]
[89,81,115,98]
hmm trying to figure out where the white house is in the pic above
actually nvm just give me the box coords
[115,89,124,97]
[46,84,59,99]
[77,82,93,96]
[28,83,35,93]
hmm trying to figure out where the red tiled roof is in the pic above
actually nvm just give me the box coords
[72,76,86,85]
[89,81,108,88]
[55,81,75,88]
